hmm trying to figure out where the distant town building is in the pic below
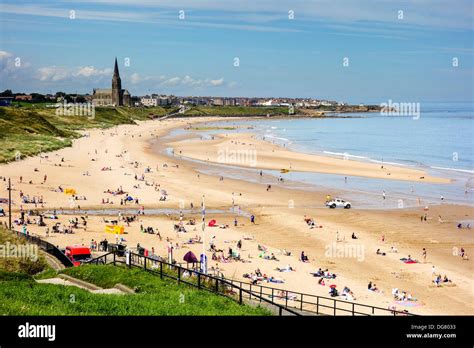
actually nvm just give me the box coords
[0,97,13,106]
[15,95,32,101]
[140,96,159,107]
[92,58,130,106]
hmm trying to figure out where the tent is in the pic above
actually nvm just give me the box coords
[208,219,217,227]
[105,225,125,234]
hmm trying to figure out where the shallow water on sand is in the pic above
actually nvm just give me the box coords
[170,102,473,208]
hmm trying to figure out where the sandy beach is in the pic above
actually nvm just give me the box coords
[0,116,472,315]
[167,132,451,183]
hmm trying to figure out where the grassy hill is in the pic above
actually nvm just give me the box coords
[0,228,270,316]
[0,106,170,162]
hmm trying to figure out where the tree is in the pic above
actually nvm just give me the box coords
[0,89,13,97]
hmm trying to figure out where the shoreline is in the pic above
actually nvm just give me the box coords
[0,116,472,315]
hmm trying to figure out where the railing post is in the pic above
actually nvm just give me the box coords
[239,288,243,305]
[285,293,288,308]
[333,299,337,316]
[300,294,304,311]
[178,267,181,284]
[249,284,252,300]
[197,273,201,289]
[215,278,219,292]
[271,288,274,303]
[144,256,147,271]
[259,286,263,302]
[352,303,355,316]
[160,261,163,279]
[113,251,116,266]
[316,297,319,314]
[279,307,282,316]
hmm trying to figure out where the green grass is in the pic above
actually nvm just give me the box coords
[0,265,271,315]
[0,226,270,315]
[180,105,294,117]
[0,228,47,275]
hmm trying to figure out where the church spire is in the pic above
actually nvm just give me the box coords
[113,57,119,77]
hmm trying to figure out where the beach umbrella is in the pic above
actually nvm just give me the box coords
[183,251,198,263]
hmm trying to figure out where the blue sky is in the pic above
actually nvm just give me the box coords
[0,0,472,103]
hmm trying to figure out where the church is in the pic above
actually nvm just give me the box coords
[92,58,131,106]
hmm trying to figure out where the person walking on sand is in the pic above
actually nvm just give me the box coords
[250,215,255,224]
[382,190,386,200]
[432,265,436,275]
[43,174,47,184]
[422,248,427,263]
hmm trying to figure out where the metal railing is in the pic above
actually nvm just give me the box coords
[87,251,300,316]
[86,251,415,316]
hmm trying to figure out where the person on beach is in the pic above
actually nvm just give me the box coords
[382,190,386,200]
[250,215,255,224]
[300,251,309,263]
[422,248,427,263]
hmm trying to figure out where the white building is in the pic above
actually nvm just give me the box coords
[140,96,159,107]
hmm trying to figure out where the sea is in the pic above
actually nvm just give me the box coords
[165,102,474,209]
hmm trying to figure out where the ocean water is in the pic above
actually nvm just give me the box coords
[169,102,474,208]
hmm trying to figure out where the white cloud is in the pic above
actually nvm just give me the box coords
[36,65,112,81]
[75,66,112,78]
[162,75,224,88]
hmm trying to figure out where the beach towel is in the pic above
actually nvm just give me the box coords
[269,278,284,283]
[400,258,419,264]
[394,301,423,307]
[208,219,217,227]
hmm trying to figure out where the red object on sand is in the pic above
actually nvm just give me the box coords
[330,284,337,288]
[208,219,217,227]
